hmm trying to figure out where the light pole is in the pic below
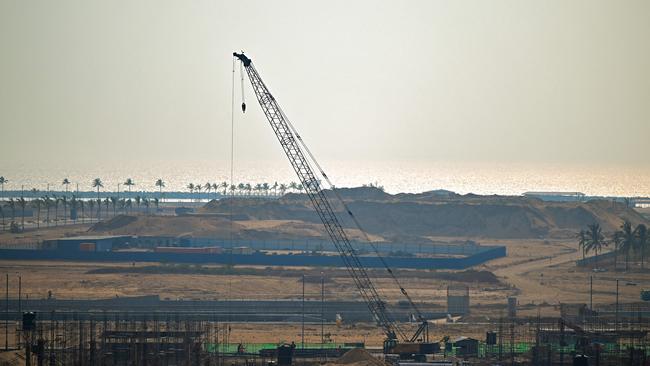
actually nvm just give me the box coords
[302,274,305,349]
[615,278,618,332]
[590,275,593,310]
[321,272,324,346]
[5,273,8,351]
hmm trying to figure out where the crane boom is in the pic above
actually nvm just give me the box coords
[233,52,404,342]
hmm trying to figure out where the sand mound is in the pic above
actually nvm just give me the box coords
[200,187,648,239]
[90,215,138,231]
[336,349,386,366]
[89,215,245,238]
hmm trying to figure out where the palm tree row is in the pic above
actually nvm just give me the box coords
[0,176,169,231]
[578,221,649,271]
[0,194,164,230]
[0,176,168,199]
[1,175,310,203]
[187,181,304,201]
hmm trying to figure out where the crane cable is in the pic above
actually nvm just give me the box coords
[240,61,247,113]
[226,57,236,351]
[235,57,423,340]
[279,108,426,324]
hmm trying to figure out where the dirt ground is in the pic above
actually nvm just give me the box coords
[2,222,650,347]
[1,234,648,311]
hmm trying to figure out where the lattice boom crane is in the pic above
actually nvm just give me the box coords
[233,52,430,351]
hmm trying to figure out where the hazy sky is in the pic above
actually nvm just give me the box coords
[1,0,649,169]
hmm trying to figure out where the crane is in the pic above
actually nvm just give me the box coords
[233,52,431,353]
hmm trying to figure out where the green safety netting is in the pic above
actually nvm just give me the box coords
[204,343,345,353]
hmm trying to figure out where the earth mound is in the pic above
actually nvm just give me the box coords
[335,348,386,366]
[90,215,137,231]
[200,187,647,239]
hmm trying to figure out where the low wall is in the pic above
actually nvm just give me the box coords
[0,246,506,270]
[575,250,617,266]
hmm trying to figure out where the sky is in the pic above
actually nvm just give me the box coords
[1,0,649,171]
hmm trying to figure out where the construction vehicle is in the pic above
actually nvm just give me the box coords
[233,52,434,355]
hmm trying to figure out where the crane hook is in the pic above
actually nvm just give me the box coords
[240,60,246,113]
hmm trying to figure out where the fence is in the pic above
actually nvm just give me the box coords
[0,245,506,270]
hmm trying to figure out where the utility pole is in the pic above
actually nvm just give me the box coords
[590,275,593,310]
[615,279,618,332]
[321,272,324,346]
[301,274,305,349]
[17,275,21,349]
[5,273,8,351]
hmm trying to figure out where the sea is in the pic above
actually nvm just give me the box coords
[2,160,649,197]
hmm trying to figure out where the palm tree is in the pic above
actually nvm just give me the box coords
[205,182,212,197]
[52,196,60,226]
[103,197,110,218]
[195,184,202,201]
[124,178,135,196]
[612,230,623,270]
[153,197,160,212]
[229,184,236,195]
[78,199,85,223]
[279,183,288,196]
[96,198,102,220]
[272,182,279,196]
[254,183,262,196]
[88,199,95,221]
[17,197,26,231]
[70,196,78,223]
[126,198,132,213]
[211,183,219,198]
[118,198,126,214]
[289,181,298,193]
[32,198,42,229]
[61,196,68,225]
[220,181,228,195]
[155,179,165,201]
[92,178,103,219]
[617,221,636,271]
[245,183,252,196]
[238,183,246,196]
[634,224,648,269]
[577,229,587,260]
[262,183,270,196]
[296,183,304,193]
[0,176,8,198]
[142,197,150,214]
[187,183,195,201]
[7,198,15,225]
[110,197,118,217]
[135,196,142,211]
[43,196,52,227]
[62,178,71,196]
[584,223,606,262]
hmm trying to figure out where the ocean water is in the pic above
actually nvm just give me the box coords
[1,160,649,197]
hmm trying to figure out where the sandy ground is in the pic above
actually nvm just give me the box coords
[2,225,650,347]
[1,236,647,310]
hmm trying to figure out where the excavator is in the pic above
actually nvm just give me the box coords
[233,52,436,355]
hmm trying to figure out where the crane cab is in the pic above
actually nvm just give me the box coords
[384,341,440,357]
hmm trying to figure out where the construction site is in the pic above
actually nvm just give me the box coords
[0,51,649,366]
[0,301,649,365]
